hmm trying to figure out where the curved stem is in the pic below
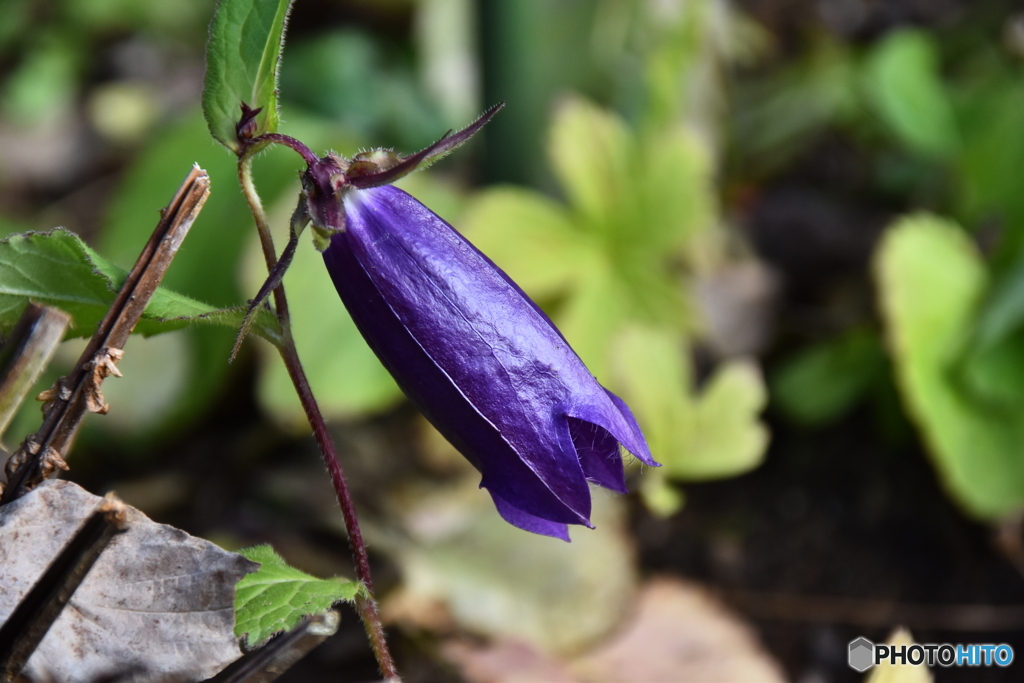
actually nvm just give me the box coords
[236,160,398,681]
[244,133,319,166]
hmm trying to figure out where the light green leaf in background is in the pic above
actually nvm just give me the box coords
[234,545,361,648]
[863,30,959,158]
[203,0,292,151]
[683,360,769,479]
[632,128,715,256]
[611,325,767,485]
[875,213,1024,518]
[548,97,632,229]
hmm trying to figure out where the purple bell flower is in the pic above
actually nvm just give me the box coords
[292,105,658,540]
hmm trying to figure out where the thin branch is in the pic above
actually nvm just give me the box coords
[235,161,397,681]
[0,304,70,448]
[0,166,211,504]
[0,494,129,682]
[203,610,340,683]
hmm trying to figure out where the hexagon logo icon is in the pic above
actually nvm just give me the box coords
[848,637,875,672]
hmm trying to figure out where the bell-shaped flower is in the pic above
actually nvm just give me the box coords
[321,184,657,539]
[250,105,658,540]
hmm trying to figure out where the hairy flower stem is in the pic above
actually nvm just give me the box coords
[236,156,397,681]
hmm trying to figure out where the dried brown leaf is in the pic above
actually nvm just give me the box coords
[0,480,257,682]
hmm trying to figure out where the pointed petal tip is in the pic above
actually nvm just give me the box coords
[603,388,659,467]
[488,490,574,541]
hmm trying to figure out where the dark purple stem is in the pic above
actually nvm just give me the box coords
[277,340,396,680]
[235,159,397,681]
[245,133,319,166]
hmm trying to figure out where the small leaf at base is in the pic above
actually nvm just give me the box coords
[234,544,362,647]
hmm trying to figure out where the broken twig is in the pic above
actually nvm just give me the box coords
[0,165,210,504]
[0,304,70,448]
[204,610,340,683]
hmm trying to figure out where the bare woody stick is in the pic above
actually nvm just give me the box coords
[0,304,71,448]
[0,165,211,505]
[203,611,340,683]
[0,494,129,682]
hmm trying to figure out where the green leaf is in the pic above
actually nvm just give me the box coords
[684,360,770,479]
[234,545,362,647]
[0,229,280,341]
[772,329,887,426]
[631,128,715,255]
[203,0,292,152]
[863,30,959,158]
[548,97,631,229]
[876,213,1024,518]
[458,187,588,300]
[610,325,768,482]
[958,80,1024,255]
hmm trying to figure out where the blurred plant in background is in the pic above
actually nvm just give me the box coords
[747,15,1024,520]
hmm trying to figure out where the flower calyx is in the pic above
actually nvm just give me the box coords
[300,102,506,252]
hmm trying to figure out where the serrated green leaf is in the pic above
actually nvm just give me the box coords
[863,30,959,158]
[203,0,292,152]
[876,213,1024,518]
[459,187,585,300]
[234,545,361,647]
[0,229,281,342]
[610,325,767,482]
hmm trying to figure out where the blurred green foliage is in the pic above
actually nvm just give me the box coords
[739,18,1024,519]
[876,214,1024,519]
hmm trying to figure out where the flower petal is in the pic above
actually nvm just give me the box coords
[325,186,616,525]
[488,490,571,541]
[567,417,627,493]
[565,389,657,468]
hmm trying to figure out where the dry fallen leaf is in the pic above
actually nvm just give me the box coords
[380,480,638,655]
[441,577,786,683]
[570,577,786,682]
[0,480,257,682]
